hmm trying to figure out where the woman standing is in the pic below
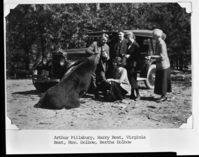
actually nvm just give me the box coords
[106,57,131,102]
[125,31,141,101]
[146,29,172,102]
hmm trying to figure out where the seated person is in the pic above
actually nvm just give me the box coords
[106,57,131,102]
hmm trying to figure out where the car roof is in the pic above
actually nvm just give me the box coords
[86,29,167,39]
[86,30,154,37]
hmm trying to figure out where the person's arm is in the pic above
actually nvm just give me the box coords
[155,42,167,61]
[101,46,110,61]
[146,41,167,61]
[107,69,127,84]
[132,44,140,67]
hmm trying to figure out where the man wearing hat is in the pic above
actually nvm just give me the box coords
[112,29,129,66]
[86,33,110,98]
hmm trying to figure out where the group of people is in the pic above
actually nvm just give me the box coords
[86,28,172,103]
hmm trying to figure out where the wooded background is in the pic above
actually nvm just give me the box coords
[5,3,191,78]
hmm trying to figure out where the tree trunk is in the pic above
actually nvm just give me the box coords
[40,32,45,55]
[24,46,30,70]
[96,3,100,17]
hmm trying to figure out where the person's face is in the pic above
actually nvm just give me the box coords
[126,34,134,43]
[153,34,159,41]
[101,37,108,45]
[112,61,119,68]
[118,32,124,40]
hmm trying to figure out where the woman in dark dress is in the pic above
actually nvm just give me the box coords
[125,31,141,101]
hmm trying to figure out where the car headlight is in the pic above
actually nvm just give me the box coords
[60,57,65,66]
[42,57,47,65]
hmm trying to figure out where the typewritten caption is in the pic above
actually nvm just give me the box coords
[50,133,149,147]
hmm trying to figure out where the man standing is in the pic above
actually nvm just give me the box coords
[86,33,110,98]
[112,29,129,66]
[106,29,129,78]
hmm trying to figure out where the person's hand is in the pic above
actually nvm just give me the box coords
[102,51,108,59]
[107,79,113,83]
[125,54,130,58]
[105,80,111,86]
[131,68,135,74]
[145,56,151,60]
[95,51,100,54]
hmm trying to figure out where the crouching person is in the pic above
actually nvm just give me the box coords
[106,57,131,102]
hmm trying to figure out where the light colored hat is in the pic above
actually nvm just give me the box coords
[102,33,109,39]
[153,29,163,37]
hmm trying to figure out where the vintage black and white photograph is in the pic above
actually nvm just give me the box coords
[5,2,192,130]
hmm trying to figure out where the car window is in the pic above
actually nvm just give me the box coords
[136,36,149,53]
[86,37,99,47]
[144,39,156,55]
[151,39,157,55]
[136,36,156,55]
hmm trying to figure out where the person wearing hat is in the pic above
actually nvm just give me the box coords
[86,33,110,99]
[145,29,172,102]
[113,29,129,65]
[125,31,141,101]
[106,57,131,102]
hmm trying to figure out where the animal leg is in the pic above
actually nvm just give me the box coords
[65,90,81,109]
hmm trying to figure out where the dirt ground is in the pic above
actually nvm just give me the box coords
[6,70,192,130]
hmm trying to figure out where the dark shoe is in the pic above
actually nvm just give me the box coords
[102,91,108,99]
[156,97,167,103]
[130,94,136,100]
[135,95,141,101]
[93,93,99,99]
[106,93,115,102]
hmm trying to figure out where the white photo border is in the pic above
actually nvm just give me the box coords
[4,0,199,155]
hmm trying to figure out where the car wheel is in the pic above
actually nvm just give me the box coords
[144,64,156,89]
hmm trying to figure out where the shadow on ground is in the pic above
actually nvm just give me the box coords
[140,96,155,101]
[12,90,41,96]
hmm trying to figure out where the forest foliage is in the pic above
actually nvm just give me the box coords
[5,3,191,77]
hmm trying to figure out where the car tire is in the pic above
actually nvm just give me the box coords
[144,64,156,89]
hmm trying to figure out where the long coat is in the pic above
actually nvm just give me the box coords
[154,39,170,70]
[126,41,140,70]
[86,41,110,72]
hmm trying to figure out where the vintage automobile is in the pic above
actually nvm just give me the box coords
[32,30,166,92]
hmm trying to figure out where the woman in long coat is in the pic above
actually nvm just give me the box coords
[125,31,141,101]
[146,29,172,102]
